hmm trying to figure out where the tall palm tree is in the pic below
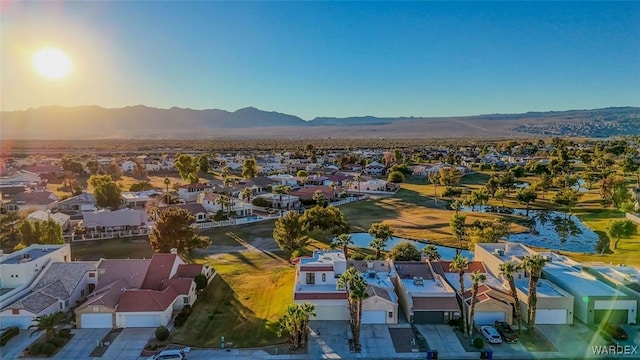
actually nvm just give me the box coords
[215,195,230,216]
[368,222,393,260]
[499,261,523,331]
[278,305,301,349]
[163,177,170,193]
[521,254,550,332]
[273,184,292,216]
[297,302,316,345]
[338,267,368,352]
[468,270,487,337]
[369,238,386,260]
[29,312,69,341]
[353,174,362,197]
[332,233,354,259]
[241,187,253,214]
[449,254,470,337]
[329,181,339,201]
[422,244,441,261]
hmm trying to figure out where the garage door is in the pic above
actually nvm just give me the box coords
[313,306,349,321]
[81,313,112,328]
[362,310,386,324]
[535,309,567,325]
[595,309,629,325]
[413,311,444,324]
[0,316,33,329]
[124,314,161,327]
[474,311,505,325]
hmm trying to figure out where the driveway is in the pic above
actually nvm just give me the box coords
[53,328,111,359]
[1,329,39,359]
[414,324,466,356]
[308,321,351,358]
[101,328,155,360]
[359,324,397,358]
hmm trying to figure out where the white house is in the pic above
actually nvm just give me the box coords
[121,190,161,208]
[5,190,58,212]
[121,160,136,172]
[364,161,386,176]
[81,208,148,232]
[27,210,71,231]
[57,192,96,213]
[197,192,253,217]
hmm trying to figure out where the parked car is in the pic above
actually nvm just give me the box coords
[603,324,628,340]
[147,347,190,360]
[494,321,518,342]
[0,326,19,346]
[480,326,503,344]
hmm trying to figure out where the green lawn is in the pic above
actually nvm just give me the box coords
[71,237,153,260]
[172,251,295,348]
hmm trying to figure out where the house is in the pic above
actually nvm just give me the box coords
[81,208,148,232]
[5,190,58,212]
[177,183,214,203]
[585,263,640,322]
[364,161,386,176]
[268,174,298,186]
[431,261,515,325]
[291,186,339,203]
[197,193,253,217]
[342,164,363,172]
[161,204,210,223]
[392,261,460,324]
[57,191,96,213]
[27,210,71,231]
[121,160,136,172]
[121,190,161,208]
[255,193,301,211]
[75,253,213,328]
[0,170,43,188]
[347,179,393,193]
[541,252,636,325]
[347,260,399,324]
[474,242,575,325]
[237,176,279,194]
[0,262,96,329]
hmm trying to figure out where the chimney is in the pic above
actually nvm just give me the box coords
[170,248,178,255]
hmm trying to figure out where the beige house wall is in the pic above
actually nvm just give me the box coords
[363,296,398,324]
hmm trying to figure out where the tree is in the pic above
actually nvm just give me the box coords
[442,187,463,202]
[301,206,349,236]
[368,222,393,259]
[450,254,469,337]
[389,242,421,261]
[533,173,552,199]
[89,175,122,209]
[241,187,253,206]
[242,158,259,179]
[29,312,69,341]
[338,267,368,352]
[273,211,309,255]
[553,188,582,217]
[449,213,467,249]
[494,188,506,209]
[273,184,293,216]
[620,156,640,185]
[600,175,630,208]
[277,303,316,350]
[471,188,490,209]
[499,261,522,332]
[133,158,148,179]
[499,172,517,194]
[428,171,441,203]
[0,211,21,245]
[387,171,405,183]
[313,190,328,207]
[470,219,509,244]
[163,177,171,193]
[485,176,501,197]
[149,207,210,254]
[422,244,441,261]
[468,270,487,337]
[515,187,537,216]
[175,154,199,184]
[18,219,64,245]
[521,255,550,331]
[439,167,462,186]
[197,154,210,175]
[331,233,354,259]
[353,174,363,197]
[86,160,99,175]
[607,219,638,250]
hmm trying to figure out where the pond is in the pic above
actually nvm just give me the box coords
[460,206,598,253]
[348,232,472,260]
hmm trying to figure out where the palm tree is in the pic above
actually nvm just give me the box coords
[163,177,170,193]
[499,261,523,332]
[369,238,386,260]
[241,187,253,214]
[422,244,441,261]
[468,270,487,337]
[368,222,393,260]
[332,233,354,259]
[297,302,316,345]
[273,185,292,216]
[215,195,230,216]
[29,311,69,341]
[278,305,301,349]
[521,254,550,332]
[449,254,470,337]
[354,174,362,197]
[338,267,368,352]
[329,181,339,201]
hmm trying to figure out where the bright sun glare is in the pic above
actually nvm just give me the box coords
[32,47,72,80]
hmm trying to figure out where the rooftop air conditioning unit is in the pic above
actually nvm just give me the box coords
[497,250,505,256]
[413,276,424,286]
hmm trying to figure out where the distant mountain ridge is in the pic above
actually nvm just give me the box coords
[1,105,638,139]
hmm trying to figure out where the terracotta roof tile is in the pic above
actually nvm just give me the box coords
[175,264,204,278]
[117,286,178,312]
[141,254,179,290]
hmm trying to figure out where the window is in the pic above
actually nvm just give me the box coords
[305,273,315,285]
[89,272,96,278]
[388,311,393,318]
[12,309,19,315]
[183,296,189,304]
[322,273,326,282]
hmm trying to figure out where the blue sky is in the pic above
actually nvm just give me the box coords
[2,1,639,119]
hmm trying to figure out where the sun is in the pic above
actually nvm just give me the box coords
[32,47,72,80]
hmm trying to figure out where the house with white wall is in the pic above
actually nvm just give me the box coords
[198,192,253,217]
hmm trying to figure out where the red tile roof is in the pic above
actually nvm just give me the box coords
[162,278,193,295]
[141,254,178,290]
[291,186,335,200]
[294,292,347,300]
[117,287,178,312]
[431,261,486,275]
[412,296,460,311]
[175,264,204,278]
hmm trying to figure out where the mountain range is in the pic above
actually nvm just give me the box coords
[1,105,639,139]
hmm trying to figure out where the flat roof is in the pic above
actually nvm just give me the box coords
[589,264,640,286]
[300,250,345,266]
[475,242,535,263]
[544,262,627,297]
[0,245,65,265]
[516,279,572,298]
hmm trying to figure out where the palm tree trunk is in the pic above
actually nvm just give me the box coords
[528,277,538,331]
[469,288,478,337]
[459,273,468,338]
[343,244,348,259]
[508,279,522,332]
[354,299,362,351]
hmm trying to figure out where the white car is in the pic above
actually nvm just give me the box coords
[147,347,191,360]
[480,326,503,344]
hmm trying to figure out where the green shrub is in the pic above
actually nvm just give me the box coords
[29,342,43,355]
[351,253,365,260]
[472,337,484,349]
[181,304,192,316]
[41,342,57,356]
[174,313,187,327]
[194,274,208,290]
[155,326,170,341]
[58,329,72,338]
[51,336,65,347]
[252,197,271,207]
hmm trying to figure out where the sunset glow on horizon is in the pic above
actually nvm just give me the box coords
[32,47,72,80]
